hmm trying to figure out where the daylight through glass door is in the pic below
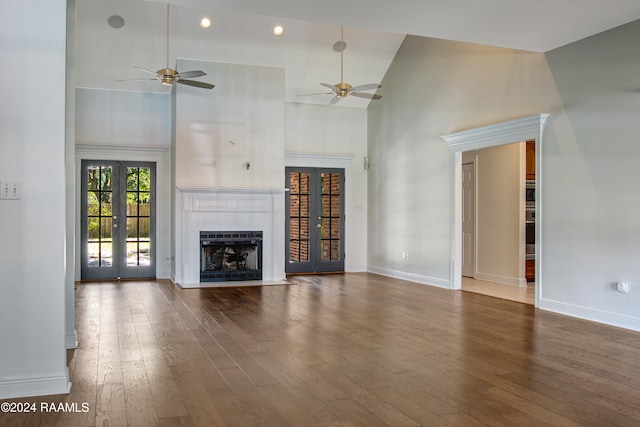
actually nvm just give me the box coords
[81,160,156,280]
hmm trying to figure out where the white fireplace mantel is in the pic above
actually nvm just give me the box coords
[173,187,286,287]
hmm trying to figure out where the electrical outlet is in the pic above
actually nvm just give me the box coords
[0,181,20,200]
[616,281,629,294]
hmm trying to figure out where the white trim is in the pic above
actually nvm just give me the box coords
[285,152,355,168]
[368,266,450,289]
[175,187,285,287]
[74,144,171,280]
[0,370,71,399]
[284,152,363,272]
[442,115,549,151]
[441,114,549,307]
[539,298,640,332]
[75,143,168,158]
[66,330,78,349]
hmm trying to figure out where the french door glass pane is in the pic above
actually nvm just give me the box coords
[126,167,151,266]
[320,173,341,262]
[289,172,310,263]
[86,165,114,268]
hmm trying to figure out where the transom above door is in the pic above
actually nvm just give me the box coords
[285,167,345,273]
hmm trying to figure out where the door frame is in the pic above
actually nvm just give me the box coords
[75,144,169,281]
[285,167,346,273]
[285,152,357,271]
[461,157,477,278]
[441,114,549,308]
[80,159,157,280]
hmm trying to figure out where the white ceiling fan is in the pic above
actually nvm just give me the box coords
[299,25,382,105]
[118,3,215,90]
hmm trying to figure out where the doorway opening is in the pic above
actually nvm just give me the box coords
[80,160,156,280]
[441,114,549,307]
[460,143,535,305]
[285,167,345,274]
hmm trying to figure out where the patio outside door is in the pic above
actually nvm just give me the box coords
[285,167,345,273]
[81,160,156,280]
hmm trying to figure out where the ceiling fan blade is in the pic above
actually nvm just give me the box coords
[329,96,341,105]
[350,92,383,100]
[116,78,158,82]
[176,79,215,89]
[133,66,160,76]
[320,83,337,90]
[351,83,381,92]
[297,92,333,97]
[177,70,206,79]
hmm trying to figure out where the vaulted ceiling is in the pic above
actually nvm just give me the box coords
[76,0,640,108]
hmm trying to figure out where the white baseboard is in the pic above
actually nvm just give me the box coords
[539,298,640,332]
[475,272,527,287]
[0,369,71,399]
[368,266,450,289]
[66,330,78,349]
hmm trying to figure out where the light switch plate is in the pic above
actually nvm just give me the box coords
[0,181,20,200]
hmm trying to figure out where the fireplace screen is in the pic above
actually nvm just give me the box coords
[200,231,262,282]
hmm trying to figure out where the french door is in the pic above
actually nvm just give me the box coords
[285,167,345,273]
[81,160,156,280]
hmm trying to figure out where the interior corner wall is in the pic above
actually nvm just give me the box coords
[0,0,70,398]
[74,88,172,280]
[285,103,369,271]
[368,22,640,330]
[367,35,558,288]
[540,21,640,329]
[174,60,285,189]
[66,0,78,350]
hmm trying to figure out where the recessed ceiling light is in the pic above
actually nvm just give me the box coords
[200,17,212,29]
[107,15,125,29]
[273,25,284,36]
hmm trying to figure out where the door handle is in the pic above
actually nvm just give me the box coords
[316,223,322,229]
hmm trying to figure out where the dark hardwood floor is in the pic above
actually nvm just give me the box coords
[1,273,640,426]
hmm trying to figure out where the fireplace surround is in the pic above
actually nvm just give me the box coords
[174,187,286,287]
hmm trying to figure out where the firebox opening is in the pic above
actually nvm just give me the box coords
[200,231,263,282]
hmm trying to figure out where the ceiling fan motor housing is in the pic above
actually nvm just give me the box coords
[158,68,178,85]
[335,82,352,97]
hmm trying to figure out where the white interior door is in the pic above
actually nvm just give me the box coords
[462,162,475,277]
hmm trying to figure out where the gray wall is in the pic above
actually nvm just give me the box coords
[367,22,640,330]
